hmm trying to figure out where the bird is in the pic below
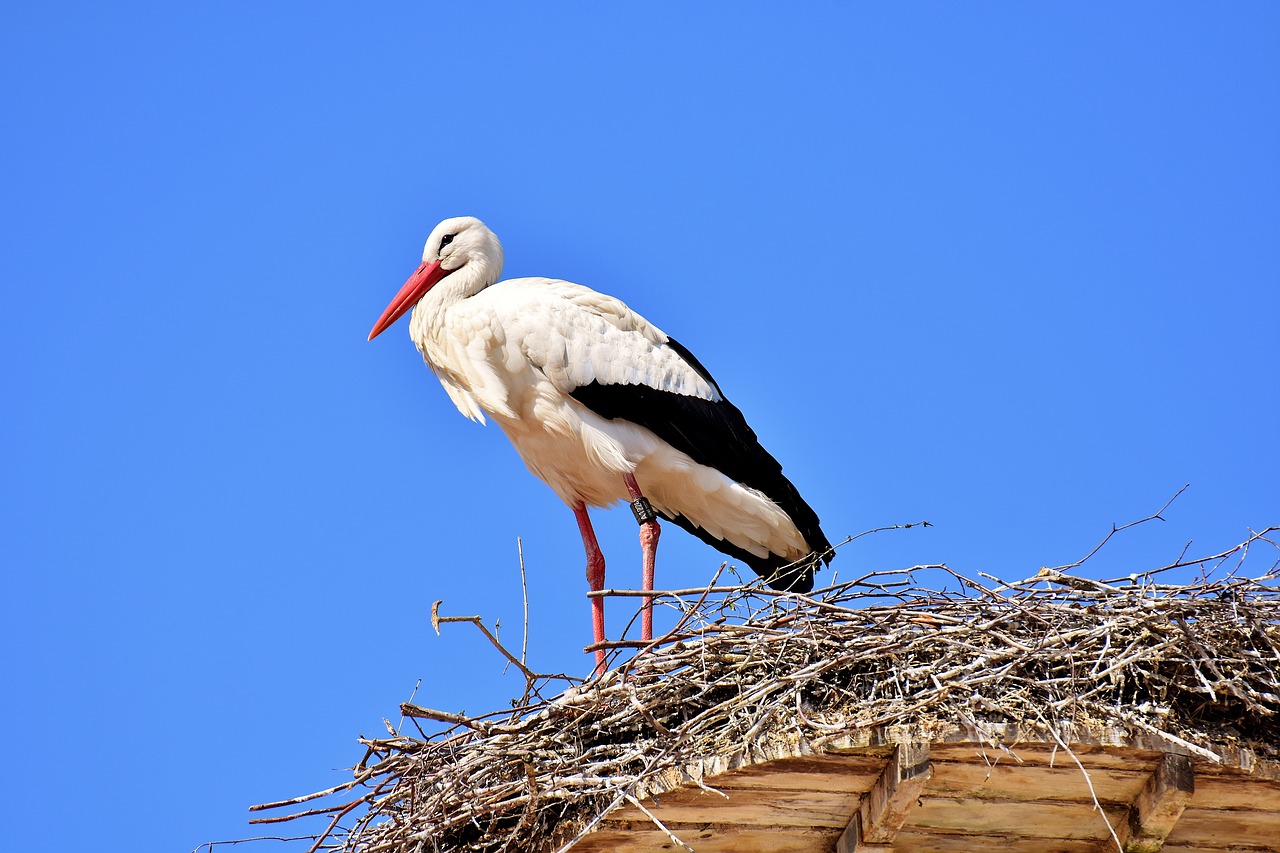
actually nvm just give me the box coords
[368,216,833,673]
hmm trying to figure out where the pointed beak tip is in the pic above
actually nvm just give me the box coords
[368,258,447,345]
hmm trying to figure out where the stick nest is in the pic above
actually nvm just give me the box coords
[253,525,1279,853]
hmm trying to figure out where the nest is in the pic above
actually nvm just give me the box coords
[250,521,1280,853]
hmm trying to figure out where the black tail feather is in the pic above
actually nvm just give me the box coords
[658,510,824,593]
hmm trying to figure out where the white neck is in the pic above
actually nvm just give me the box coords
[408,259,497,356]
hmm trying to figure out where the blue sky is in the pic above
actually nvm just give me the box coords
[3,4,1277,851]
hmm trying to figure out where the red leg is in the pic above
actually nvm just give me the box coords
[623,473,660,641]
[573,503,607,676]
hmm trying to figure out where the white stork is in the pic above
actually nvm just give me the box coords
[368,217,833,672]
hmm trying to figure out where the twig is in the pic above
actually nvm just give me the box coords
[1046,484,1190,573]
[191,837,325,853]
[1038,715,1124,853]
[431,600,539,684]
[518,537,529,668]
[622,793,694,852]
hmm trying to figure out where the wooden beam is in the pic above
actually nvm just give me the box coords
[1123,753,1194,853]
[836,742,932,852]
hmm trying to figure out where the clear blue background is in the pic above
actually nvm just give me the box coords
[3,4,1276,851]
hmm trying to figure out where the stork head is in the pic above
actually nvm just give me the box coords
[368,216,505,341]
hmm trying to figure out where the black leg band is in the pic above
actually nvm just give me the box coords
[630,496,657,525]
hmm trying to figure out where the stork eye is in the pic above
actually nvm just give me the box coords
[440,234,455,249]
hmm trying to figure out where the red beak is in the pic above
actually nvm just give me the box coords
[368,260,451,341]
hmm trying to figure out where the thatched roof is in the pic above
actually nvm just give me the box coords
[252,526,1279,852]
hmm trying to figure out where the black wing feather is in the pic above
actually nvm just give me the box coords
[568,336,832,591]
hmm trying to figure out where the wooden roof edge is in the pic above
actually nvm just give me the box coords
[630,717,1279,803]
